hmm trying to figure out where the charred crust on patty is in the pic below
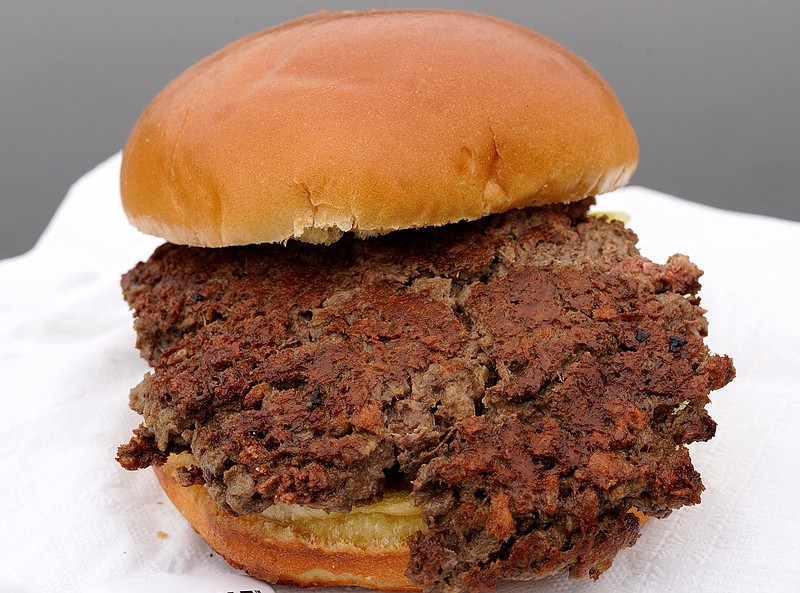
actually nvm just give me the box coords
[118,199,734,591]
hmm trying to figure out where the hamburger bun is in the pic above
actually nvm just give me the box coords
[155,453,421,590]
[120,9,637,248]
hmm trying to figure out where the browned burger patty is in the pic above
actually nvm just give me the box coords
[118,198,734,591]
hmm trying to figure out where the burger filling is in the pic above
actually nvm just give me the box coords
[118,198,734,591]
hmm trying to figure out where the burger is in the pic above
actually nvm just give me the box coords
[116,9,735,592]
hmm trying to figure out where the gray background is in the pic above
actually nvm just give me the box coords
[2,1,798,260]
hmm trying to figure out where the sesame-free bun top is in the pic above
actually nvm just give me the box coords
[121,9,638,247]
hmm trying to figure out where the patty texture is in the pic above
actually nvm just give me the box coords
[117,198,734,591]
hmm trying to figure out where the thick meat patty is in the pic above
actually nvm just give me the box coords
[118,198,734,591]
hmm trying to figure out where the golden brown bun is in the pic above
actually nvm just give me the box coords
[154,453,421,590]
[155,453,649,591]
[121,9,638,247]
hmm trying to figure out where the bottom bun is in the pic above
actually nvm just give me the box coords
[154,453,650,591]
[154,452,423,590]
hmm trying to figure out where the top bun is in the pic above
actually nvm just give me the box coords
[121,9,638,247]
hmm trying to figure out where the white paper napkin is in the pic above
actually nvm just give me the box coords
[1,153,798,592]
